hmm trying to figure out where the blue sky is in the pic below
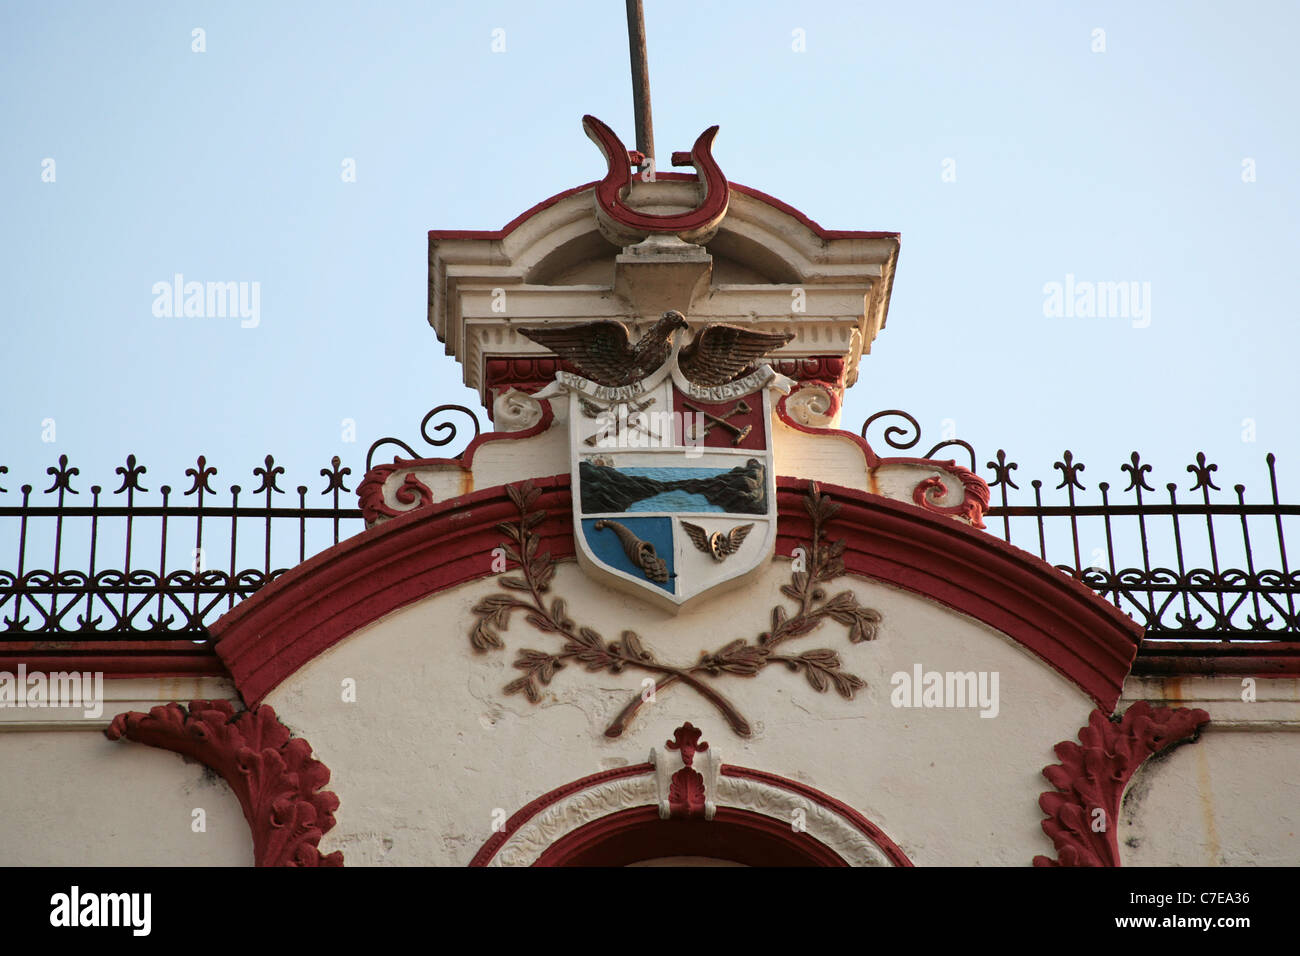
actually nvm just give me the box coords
[2,0,1296,538]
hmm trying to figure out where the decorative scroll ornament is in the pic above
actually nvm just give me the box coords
[582,114,730,246]
[785,383,838,427]
[1033,701,1210,867]
[106,699,343,867]
[492,388,545,431]
[468,480,882,738]
[911,468,990,530]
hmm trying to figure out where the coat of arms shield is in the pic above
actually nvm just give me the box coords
[536,350,791,612]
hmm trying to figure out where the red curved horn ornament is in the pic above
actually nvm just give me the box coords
[582,114,730,245]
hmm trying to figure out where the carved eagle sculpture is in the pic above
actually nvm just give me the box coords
[518,311,795,388]
[678,322,796,387]
[518,312,687,387]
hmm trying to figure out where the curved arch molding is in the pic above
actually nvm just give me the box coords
[211,476,1142,711]
[468,762,913,867]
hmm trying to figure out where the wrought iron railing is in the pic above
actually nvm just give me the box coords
[1,407,1295,673]
[861,410,1300,667]
[0,454,363,662]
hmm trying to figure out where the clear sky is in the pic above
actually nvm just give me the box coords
[2,0,1296,540]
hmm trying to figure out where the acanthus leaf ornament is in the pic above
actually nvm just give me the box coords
[1033,702,1210,867]
[105,699,343,867]
[664,722,711,818]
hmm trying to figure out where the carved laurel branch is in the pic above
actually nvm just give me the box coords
[468,480,882,738]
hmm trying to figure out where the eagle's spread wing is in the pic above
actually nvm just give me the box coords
[681,521,711,553]
[678,324,797,386]
[518,321,636,386]
[725,523,755,553]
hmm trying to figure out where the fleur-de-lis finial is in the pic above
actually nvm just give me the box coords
[986,449,1019,490]
[113,454,148,494]
[1120,451,1154,493]
[1187,452,1221,492]
[44,454,79,495]
[320,455,352,495]
[184,456,217,496]
[1053,450,1086,491]
[252,455,285,496]
[665,721,709,767]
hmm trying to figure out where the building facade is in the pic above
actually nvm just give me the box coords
[1,116,1296,867]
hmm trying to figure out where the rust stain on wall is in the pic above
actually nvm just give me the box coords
[1195,738,1222,862]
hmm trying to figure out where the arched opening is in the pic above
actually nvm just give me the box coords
[534,806,848,867]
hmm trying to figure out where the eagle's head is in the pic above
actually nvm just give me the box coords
[658,310,690,335]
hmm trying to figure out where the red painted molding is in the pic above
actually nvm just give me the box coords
[105,699,343,867]
[1033,701,1210,867]
[771,356,846,392]
[0,643,225,677]
[211,474,1141,714]
[535,805,849,866]
[484,357,570,401]
[212,477,575,705]
[469,761,912,867]
[428,175,899,244]
[1132,641,1300,676]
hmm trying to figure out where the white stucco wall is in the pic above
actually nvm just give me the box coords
[0,677,250,866]
[1117,676,1300,866]
[0,730,251,866]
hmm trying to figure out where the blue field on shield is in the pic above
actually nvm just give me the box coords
[582,516,675,593]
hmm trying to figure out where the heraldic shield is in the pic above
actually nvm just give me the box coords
[537,355,791,612]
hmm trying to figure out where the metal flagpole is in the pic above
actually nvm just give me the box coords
[625,0,655,173]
